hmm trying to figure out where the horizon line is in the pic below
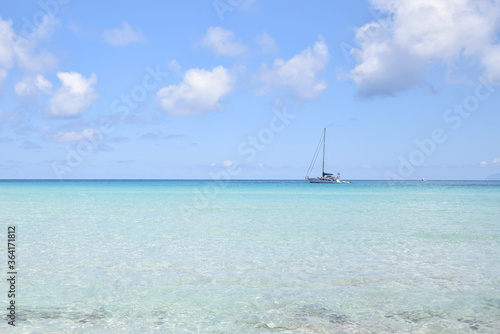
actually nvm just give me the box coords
[0,179,498,182]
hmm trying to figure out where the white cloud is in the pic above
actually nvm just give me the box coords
[238,0,258,9]
[15,75,52,96]
[346,0,500,96]
[0,18,16,83]
[480,161,488,167]
[255,31,278,54]
[482,45,500,82]
[257,38,329,99]
[53,128,95,142]
[157,66,233,116]
[15,46,57,73]
[223,160,233,167]
[0,15,57,82]
[103,22,144,46]
[168,59,181,75]
[0,70,7,84]
[48,72,99,117]
[202,27,247,56]
[493,157,500,165]
[37,75,53,92]
[14,15,58,73]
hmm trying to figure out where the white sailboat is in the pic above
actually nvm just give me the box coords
[306,128,349,184]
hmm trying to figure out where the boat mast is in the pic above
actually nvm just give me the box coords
[322,128,326,177]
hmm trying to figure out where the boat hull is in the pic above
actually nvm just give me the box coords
[308,178,341,183]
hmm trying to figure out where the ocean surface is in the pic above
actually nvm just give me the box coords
[1,180,499,333]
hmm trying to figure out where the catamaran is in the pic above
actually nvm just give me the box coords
[305,128,350,183]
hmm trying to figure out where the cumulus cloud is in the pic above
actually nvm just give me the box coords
[0,15,57,83]
[0,18,16,82]
[202,27,247,56]
[346,0,500,97]
[53,128,95,142]
[480,161,488,167]
[257,38,330,99]
[482,45,500,81]
[15,75,52,97]
[48,72,99,117]
[103,22,144,46]
[255,31,278,54]
[14,16,59,73]
[494,157,500,165]
[157,66,233,116]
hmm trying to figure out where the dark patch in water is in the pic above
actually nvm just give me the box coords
[249,304,351,332]
[484,298,500,309]
[457,317,485,331]
[19,307,112,323]
[295,304,350,324]
[386,310,440,324]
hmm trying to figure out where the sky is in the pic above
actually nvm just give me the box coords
[0,0,499,180]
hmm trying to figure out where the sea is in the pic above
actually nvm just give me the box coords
[1,180,499,333]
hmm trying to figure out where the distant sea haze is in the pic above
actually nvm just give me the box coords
[487,173,500,180]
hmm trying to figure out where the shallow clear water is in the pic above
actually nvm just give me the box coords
[1,180,499,333]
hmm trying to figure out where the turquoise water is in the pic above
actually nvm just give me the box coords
[1,180,499,333]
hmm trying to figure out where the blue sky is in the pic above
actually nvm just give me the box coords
[1,0,499,180]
